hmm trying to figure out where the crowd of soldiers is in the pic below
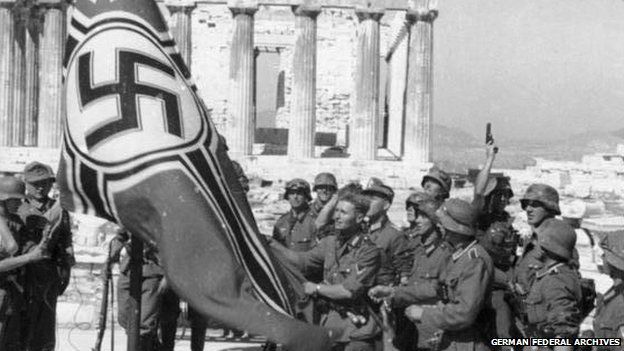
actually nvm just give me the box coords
[1,141,624,351]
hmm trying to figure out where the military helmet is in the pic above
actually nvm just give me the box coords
[520,183,561,215]
[405,191,442,221]
[313,172,337,190]
[436,198,477,236]
[421,168,452,198]
[0,176,26,200]
[484,176,514,198]
[479,221,518,267]
[284,178,312,201]
[23,161,55,183]
[537,218,576,261]
[599,231,624,271]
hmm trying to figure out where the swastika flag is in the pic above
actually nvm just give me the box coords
[58,0,330,349]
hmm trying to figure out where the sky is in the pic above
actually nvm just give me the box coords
[433,0,624,141]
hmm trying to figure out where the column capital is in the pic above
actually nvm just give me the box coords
[355,7,384,22]
[0,0,17,9]
[406,8,438,23]
[166,0,196,14]
[227,0,257,15]
[291,4,321,18]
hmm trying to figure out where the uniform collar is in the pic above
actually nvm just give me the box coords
[452,240,478,261]
[311,199,324,213]
[423,231,441,256]
[536,262,565,279]
[290,205,310,222]
[336,233,363,257]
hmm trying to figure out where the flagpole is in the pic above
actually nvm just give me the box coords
[128,233,143,351]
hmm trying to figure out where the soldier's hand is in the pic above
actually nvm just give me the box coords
[368,285,394,302]
[486,140,498,158]
[303,282,317,296]
[404,305,424,323]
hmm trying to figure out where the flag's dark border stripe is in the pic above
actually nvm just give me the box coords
[71,18,89,34]
[79,162,109,218]
[62,136,89,211]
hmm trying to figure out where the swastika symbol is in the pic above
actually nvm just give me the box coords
[78,50,182,150]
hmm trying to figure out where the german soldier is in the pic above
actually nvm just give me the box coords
[421,168,452,202]
[270,193,382,350]
[402,198,493,351]
[19,162,74,351]
[522,219,582,350]
[311,172,338,216]
[369,192,452,350]
[592,231,624,350]
[273,178,319,252]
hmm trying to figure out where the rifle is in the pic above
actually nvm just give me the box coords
[93,243,116,351]
[486,123,499,154]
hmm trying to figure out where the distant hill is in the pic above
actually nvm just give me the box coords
[430,125,624,173]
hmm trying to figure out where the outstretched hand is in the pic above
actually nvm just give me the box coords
[368,285,394,303]
[486,140,499,158]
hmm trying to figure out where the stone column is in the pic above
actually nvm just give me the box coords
[167,1,195,70]
[404,7,437,163]
[386,17,409,157]
[0,0,16,146]
[349,8,383,160]
[288,5,320,159]
[22,8,40,146]
[11,5,28,146]
[37,0,66,148]
[226,4,257,158]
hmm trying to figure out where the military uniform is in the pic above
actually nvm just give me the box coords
[593,283,624,350]
[273,206,319,252]
[19,197,74,351]
[0,214,26,351]
[419,240,493,351]
[524,262,582,340]
[368,216,411,286]
[297,234,381,350]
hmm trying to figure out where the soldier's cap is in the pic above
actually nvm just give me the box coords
[362,183,394,203]
[520,183,561,215]
[405,191,441,221]
[313,172,337,190]
[435,198,477,236]
[484,176,514,198]
[284,178,312,201]
[560,200,586,220]
[599,231,624,271]
[0,176,26,200]
[537,218,576,261]
[23,161,55,183]
[421,168,452,197]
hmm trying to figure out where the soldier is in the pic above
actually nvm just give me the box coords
[521,219,582,349]
[421,168,452,202]
[402,199,493,351]
[270,193,382,350]
[311,172,338,216]
[593,232,624,349]
[19,162,75,351]
[362,182,412,286]
[0,177,48,351]
[369,192,451,350]
[273,179,318,252]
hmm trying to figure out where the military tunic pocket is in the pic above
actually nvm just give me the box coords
[525,295,547,325]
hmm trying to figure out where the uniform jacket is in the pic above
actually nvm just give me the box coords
[420,240,493,351]
[593,282,624,350]
[296,233,381,343]
[368,216,411,286]
[273,206,318,252]
[394,230,452,307]
[525,262,582,339]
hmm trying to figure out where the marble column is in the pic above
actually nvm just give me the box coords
[226,5,257,157]
[404,8,437,163]
[0,0,15,146]
[37,0,66,148]
[167,1,195,70]
[11,5,28,146]
[22,7,40,146]
[287,5,320,159]
[386,17,409,157]
[349,8,383,160]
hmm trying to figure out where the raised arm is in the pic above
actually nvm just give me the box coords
[474,142,498,198]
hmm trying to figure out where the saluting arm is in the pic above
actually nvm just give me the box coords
[474,142,497,197]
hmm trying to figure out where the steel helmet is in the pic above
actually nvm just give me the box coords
[520,183,561,215]
[537,218,577,261]
[405,191,442,221]
[284,178,312,201]
[421,168,452,198]
[436,198,477,236]
[313,172,337,190]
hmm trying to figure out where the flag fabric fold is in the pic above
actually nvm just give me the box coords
[58,0,330,349]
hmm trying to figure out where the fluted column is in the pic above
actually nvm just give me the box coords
[11,5,28,146]
[37,0,66,148]
[386,17,409,157]
[22,7,40,146]
[226,4,257,157]
[404,7,437,163]
[0,0,16,146]
[349,8,383,160]
[167,1,195,70]
[288,5,320,159]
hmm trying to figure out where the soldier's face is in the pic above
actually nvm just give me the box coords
[414,212,434,236]
[315,185,336,204]
[26,179,54,200]
[406,206,417,223]
[525,201,549,227]
[366,195,389,218]
[423,180,444,199]
[333,200,362,232]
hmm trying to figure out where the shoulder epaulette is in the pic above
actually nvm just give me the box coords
[468,247,479,259]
